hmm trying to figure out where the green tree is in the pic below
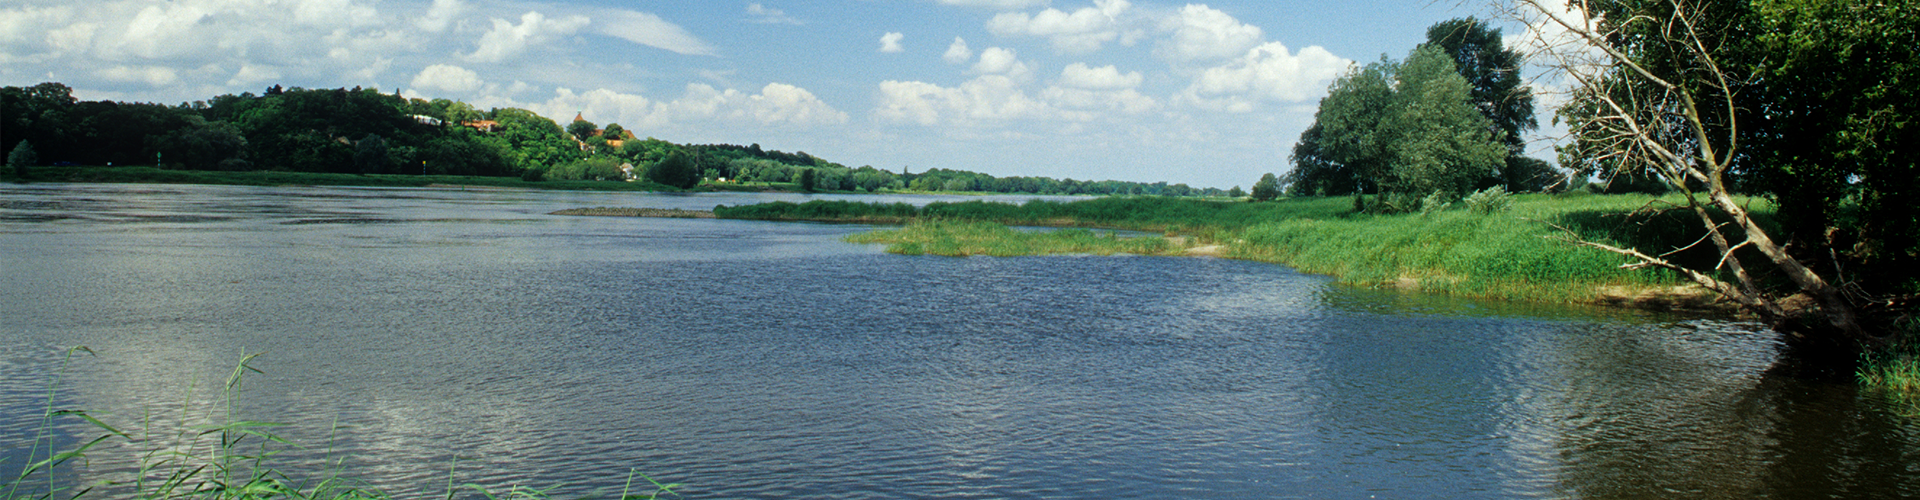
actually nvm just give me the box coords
[1291,46,1506,208]
[601,123,626,141]
[1503,0,1916,349]
[567,117,597,142]
[647,150,699,189]
[1228,185,1246,198]
[8,140,35,177]
[1250,173,1280,201]
[799,168,817,192]
[1424,18,1536,157]
[354,133,388,174]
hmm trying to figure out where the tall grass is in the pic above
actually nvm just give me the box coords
[846,221,1180,257]
[3,350,680,500]
[734,193,1765,306]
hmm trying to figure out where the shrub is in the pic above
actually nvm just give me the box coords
[1462,186,1513,214]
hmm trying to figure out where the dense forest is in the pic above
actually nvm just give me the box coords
[1,82,1224,196]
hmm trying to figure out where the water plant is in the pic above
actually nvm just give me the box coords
[2,350,680,500]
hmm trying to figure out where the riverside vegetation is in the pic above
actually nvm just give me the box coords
[716,192,1706,306]
[3,348,682,500]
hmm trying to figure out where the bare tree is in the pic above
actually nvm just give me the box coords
[1497,0,1876,345]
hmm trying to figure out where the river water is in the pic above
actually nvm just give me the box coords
[2,183,1916,499]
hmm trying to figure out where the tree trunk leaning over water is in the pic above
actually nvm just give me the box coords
[1498,0,1879,347]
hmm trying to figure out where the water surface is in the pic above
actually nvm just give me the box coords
[2,183,1917,498]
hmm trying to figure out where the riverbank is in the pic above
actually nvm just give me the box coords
[706,194,1750,312]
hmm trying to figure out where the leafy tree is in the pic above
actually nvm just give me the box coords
[567,118,597,142]
[647,150,699,189]
[1502,0,1916,349]
[601,123,626,141]
[150,116,249,170]
[799,168,817,192]
[1424,18,1536,157]
[1291,46,1506,207]
[1228,185,1246,198]
[9,140,35,177]
[354,133,389,174]
[1250,173,1281,201]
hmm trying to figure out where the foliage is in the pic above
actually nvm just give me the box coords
[352,134,387,174]
[646,151,700,189]
[567,117,597,141]
[846,221,1177,257]
[1509,0,1915,349]
[1250,173,1280,201]
[1227,185,1246,198]
[9,140,35,177]
[1424,17,1537,157]
[1288,46,1507,205]
[1462,186,1514,214]
[798,168,816,192]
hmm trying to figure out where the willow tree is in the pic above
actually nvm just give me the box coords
[1501,0,1916,349]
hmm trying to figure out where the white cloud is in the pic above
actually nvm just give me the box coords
[461,11,589,63]
[971,47,1031,81]
[1041,86,1156,115]
[410,64,484,93]
[1180,42,1349,112]
[1157,4,1263,63]
[943,37,973,64]
[591,10,719,57]
[746,3,803,25]
[415,0,465,33]
[227,64,282,87]
[95,65,178,86]
[1057,62,1139,90]
[532,83,847,130]
[879,32,905,53]
[875,76,1051,126]
[986,0,1132,54]
[937,0,1051,8]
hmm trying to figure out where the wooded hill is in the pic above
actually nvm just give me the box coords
[1,82,1225,196]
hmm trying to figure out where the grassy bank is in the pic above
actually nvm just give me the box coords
[724,193,1754,308]
[845,221,1185,257]
[3,166,682,192]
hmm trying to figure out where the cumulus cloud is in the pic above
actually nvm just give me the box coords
[1056,62,1140,90]
[410,64,484,93]
[461,11,589,63]
[875,76,1051,126]
[746,3,803,25]
[1157,4,1263,63]
[970,47,1031,81]
[415,0,465,33]
[530,83,848,130]
[879,32,905,53]
[1180,42,1349,112]
[943,37,973,64]
[95,65,178,86]
[986,0,1132,54]
[937,0,1052,8]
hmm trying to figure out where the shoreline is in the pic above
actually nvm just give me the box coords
[558,206,1737,316]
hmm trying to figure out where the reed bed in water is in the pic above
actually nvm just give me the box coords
[2,349,681,500]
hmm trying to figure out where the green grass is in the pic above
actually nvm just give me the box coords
[846,220,1183,257]
[3,166,681,192]
[726,193,1768,306]
[4,349,681,500]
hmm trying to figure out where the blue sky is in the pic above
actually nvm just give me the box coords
[0,0,1545,189]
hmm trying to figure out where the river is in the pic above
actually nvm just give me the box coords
[2,183,1916,498]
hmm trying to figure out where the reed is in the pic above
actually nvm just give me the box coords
[2,350,680,500]
[846,220,1182,257]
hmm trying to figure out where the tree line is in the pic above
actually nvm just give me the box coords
[2,82,1224,196]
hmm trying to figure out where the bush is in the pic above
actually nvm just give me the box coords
[1462,186,1513,214]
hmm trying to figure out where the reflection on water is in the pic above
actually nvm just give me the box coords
[2,183,1918,498]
